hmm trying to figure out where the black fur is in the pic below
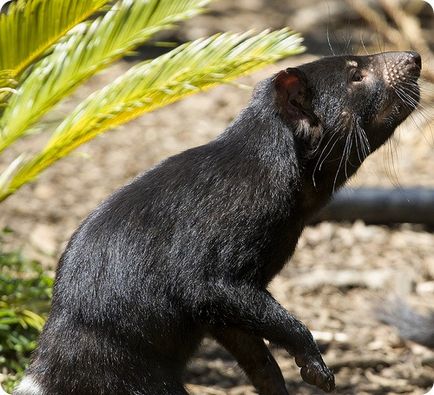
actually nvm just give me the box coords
[15,51,421,395]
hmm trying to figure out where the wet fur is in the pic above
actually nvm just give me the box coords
[15,52,420,395]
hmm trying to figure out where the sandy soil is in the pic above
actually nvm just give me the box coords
[1,1,434,394]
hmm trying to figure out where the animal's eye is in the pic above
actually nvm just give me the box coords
[350,69,364,82]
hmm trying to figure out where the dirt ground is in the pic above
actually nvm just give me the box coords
[1,1,434,394]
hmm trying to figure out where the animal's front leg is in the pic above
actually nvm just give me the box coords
[195,284,335,392]
[210,327,288,395]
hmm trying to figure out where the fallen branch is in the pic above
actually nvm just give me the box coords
[328,355,396,371]
[290,268,393,290]
[313,187,434,226]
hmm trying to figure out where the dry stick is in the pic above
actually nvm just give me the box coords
[365,370,409,388]
[328,355,397,371]
[345,0,403,46]
[379,0,434,82]
[186,384,226,395]
[422,356,434,367]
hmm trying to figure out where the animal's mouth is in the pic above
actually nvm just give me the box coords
[385,81,419,121]
[394,73,420,113]
[374,76,420,127]
[380,52,421,123]
[408,53,422,76]
[404,52,422,81]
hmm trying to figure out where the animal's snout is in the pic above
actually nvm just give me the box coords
[404,51,422,73]
[410,52,422,69]
[379,51,422,87]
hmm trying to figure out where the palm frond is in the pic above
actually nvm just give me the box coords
[0,0,110,77]
[0,29,304,200]
[0,0,209,153]
[0,70,17,105]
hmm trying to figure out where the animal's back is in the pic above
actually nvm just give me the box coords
[16,147,217,394]
[17,136,299,395]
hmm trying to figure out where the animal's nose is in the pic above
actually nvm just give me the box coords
[406,51,422,70]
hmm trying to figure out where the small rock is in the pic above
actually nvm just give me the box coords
[416,281,434,295]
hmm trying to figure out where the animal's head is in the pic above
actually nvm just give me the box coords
[273,51,421,187]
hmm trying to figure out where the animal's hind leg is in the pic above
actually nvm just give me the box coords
[210,327,289,395]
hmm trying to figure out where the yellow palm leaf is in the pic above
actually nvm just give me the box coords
[0,0,110,77]
[0,29,304,200]
[0,0,209,152]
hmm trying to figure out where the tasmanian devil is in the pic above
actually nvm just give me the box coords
[14,51,421,395]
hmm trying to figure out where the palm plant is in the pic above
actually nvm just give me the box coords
[0,0,304,202]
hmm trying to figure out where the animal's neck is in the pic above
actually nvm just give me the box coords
[223,102,300,170]
[299,133,366,216]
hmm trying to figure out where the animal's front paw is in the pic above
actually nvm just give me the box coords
[295,354,335,392]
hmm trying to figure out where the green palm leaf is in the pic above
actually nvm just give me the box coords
[0,0,209,153]
[0,29,303,200]
[0,0,110,77]
[0,70,17,104]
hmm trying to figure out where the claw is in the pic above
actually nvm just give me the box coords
[296,355,335,392]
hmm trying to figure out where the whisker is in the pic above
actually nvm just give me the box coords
[317,129,346,171]
[312,129,342,188]
[359,33,370,56]
[382,136,400,187]
[333,130,353,192]
[356,123,371,158]
[343,128,355,180]
[354,124,369,162]
[353,124,364,164]
[396,84,421,100]
[326,25,335,56]
[393,87,419,110]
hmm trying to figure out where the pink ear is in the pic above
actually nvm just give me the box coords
[273,68,308,121]
[274,69,303,98]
